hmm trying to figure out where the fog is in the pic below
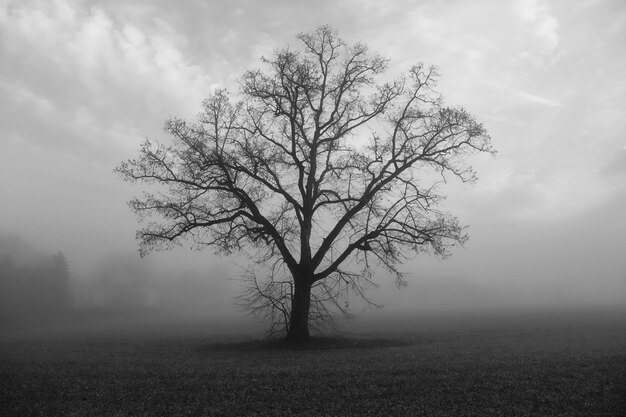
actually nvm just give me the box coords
[0,233,245,329]
[1,1,625,332]
[1,224,624,332]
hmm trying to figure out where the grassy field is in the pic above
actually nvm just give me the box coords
[1,308,625,416]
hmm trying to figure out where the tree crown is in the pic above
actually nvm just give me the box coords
[116,26,493,331]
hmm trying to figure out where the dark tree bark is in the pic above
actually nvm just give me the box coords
[286,276,312,342]
[116,26,494,342]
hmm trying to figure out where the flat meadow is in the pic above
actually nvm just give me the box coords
[1,308,625,416]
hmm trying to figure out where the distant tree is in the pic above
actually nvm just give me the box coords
[0,249,17,325]
[0,235,72,327]
[49,251,70,311]
[116,26,493,342]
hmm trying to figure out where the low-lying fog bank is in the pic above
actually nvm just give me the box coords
[2,233,624,338]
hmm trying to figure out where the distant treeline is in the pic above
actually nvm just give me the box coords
[0,234,71,328]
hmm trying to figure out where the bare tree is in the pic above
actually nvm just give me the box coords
[116,26,494,342]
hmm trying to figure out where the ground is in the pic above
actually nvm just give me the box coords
[1,308,625,416]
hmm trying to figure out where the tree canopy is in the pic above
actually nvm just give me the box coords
[116,26,494,341]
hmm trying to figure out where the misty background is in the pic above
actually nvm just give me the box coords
[1,0,625,330]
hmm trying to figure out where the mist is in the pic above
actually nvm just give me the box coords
[0,233,248,331]
[1,0,625,334]
[2,225,624,334]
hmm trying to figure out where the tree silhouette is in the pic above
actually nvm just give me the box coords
[0,235,71,327]
[116,26,494,342]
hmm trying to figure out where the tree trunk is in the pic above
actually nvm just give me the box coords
[286,277,311,343]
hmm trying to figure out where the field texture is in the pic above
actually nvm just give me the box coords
[1,310,625,416]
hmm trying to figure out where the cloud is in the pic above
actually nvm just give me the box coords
[600,148,626,178]
[514,90,561,107]
[514,0,559,50]
[486,81,561,107]
[0,0,214,162]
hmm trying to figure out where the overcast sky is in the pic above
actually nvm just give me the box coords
[1,0,624,312]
